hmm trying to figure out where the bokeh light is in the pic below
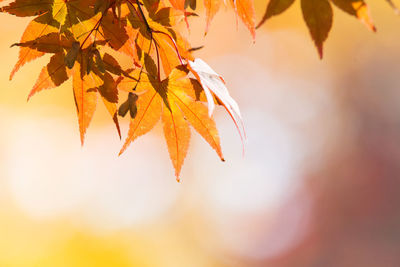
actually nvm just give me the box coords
[0,1,399,266]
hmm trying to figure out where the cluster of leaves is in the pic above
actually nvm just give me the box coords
[0,0,250,180]
[256,0,400,58]
[0,0,397,180]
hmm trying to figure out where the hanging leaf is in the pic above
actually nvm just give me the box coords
[0,0,393,180]
[301,0,333,59]
[331,0,376,32]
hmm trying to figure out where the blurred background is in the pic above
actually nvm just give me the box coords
[0,1,400,266]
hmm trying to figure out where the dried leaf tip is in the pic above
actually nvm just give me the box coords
[188,58,247,147]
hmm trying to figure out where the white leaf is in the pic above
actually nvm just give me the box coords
[188,58,246,145]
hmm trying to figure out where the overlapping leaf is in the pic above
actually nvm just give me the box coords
[118,12,226,178]
[119,62,223,180]
[0,0,392,180]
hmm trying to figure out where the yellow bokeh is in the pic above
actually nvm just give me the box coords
[0,1,399,266]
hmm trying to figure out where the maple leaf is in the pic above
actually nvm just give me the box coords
[7,13,59,80]
[1,0,394,181]
[10,32,72,99]
[119,62,223,180]
[188,58,246,147]
[2,0,97,78]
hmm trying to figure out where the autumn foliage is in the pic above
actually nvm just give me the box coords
[0,0,395,179]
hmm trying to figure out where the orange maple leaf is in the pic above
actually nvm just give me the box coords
[119,63,223,180]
